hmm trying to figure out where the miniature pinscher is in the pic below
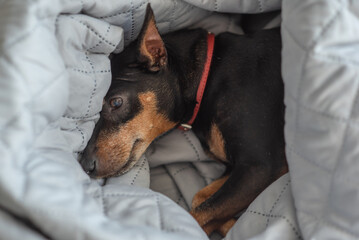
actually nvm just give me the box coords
[80,4,287,236]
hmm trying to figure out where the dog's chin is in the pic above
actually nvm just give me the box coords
[95,139,147,179]
[114,154,139,176]
[93,154,139,179]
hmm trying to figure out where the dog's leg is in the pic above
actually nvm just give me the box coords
[200,218,237,236]
[191,175,228,209]
[217,218,237,236]
[190,162,287,236]
[191,175,236,236]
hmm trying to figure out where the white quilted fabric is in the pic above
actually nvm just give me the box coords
[282,1,359,239]
[1,0,357,239]
[0,1,210,239]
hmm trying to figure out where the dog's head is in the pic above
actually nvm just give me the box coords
[80,5,183,178]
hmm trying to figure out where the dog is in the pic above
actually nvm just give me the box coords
[80,4,287,236]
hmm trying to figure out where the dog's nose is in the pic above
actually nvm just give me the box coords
[80,155,96,175]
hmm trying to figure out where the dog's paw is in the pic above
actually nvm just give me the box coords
[191,209,236,237]
[216,218,236,236]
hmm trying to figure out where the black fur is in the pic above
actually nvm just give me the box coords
[80,5,286,235]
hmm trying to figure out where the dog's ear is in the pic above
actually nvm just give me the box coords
[137,4,167,72]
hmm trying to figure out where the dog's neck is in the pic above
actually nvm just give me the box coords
[163,29,210,124]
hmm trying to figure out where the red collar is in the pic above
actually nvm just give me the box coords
[179,33,215,131]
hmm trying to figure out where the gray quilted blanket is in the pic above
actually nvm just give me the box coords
[0,0,358,239]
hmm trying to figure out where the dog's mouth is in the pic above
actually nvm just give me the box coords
[92,137,148,179]
[113,138,144,176]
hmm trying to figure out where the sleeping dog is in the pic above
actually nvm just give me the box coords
[80,4,287,236]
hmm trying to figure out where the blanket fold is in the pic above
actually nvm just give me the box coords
[1,0,358,239]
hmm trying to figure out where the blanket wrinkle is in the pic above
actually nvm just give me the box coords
[1,0,358,239]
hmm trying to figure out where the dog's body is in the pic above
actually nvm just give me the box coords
[80,5,287,236]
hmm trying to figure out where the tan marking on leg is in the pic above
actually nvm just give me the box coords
[208,123,227,162]
[191,175,229,209]
[201,218,236,236]
[190,176,230,230]
[217,218,236,236]
[95,92,177,178]
[202,220,221,236]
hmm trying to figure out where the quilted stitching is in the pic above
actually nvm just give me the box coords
[6,0,354,239]
[69,16,118,48]
[247,210,302,239]
[84,54,98,117]
[283,0,359,239]
[266,180,291,227]
[181,131,201,161]
[130,157,148,185]
[99,1,148,19]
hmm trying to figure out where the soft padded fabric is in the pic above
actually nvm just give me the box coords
[0,0,357,240]
[282,1,359,239]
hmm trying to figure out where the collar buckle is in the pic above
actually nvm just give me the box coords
[179,123,192,131]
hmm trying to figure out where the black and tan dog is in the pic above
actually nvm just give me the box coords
[80,5,287,236]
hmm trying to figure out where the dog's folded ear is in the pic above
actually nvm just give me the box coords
[137,4,167,72]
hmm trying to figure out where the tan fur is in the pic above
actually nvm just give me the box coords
[191,175,238,236]
[191,175,229,210]
[202,218,236,236]
[95,92,176,178]
[208,123,227,162]
[218,218,236,236]
[191,176,230,229]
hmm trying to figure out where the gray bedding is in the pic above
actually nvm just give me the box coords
[0,0,358,239]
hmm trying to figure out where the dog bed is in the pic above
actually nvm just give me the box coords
[0,0,358,239]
